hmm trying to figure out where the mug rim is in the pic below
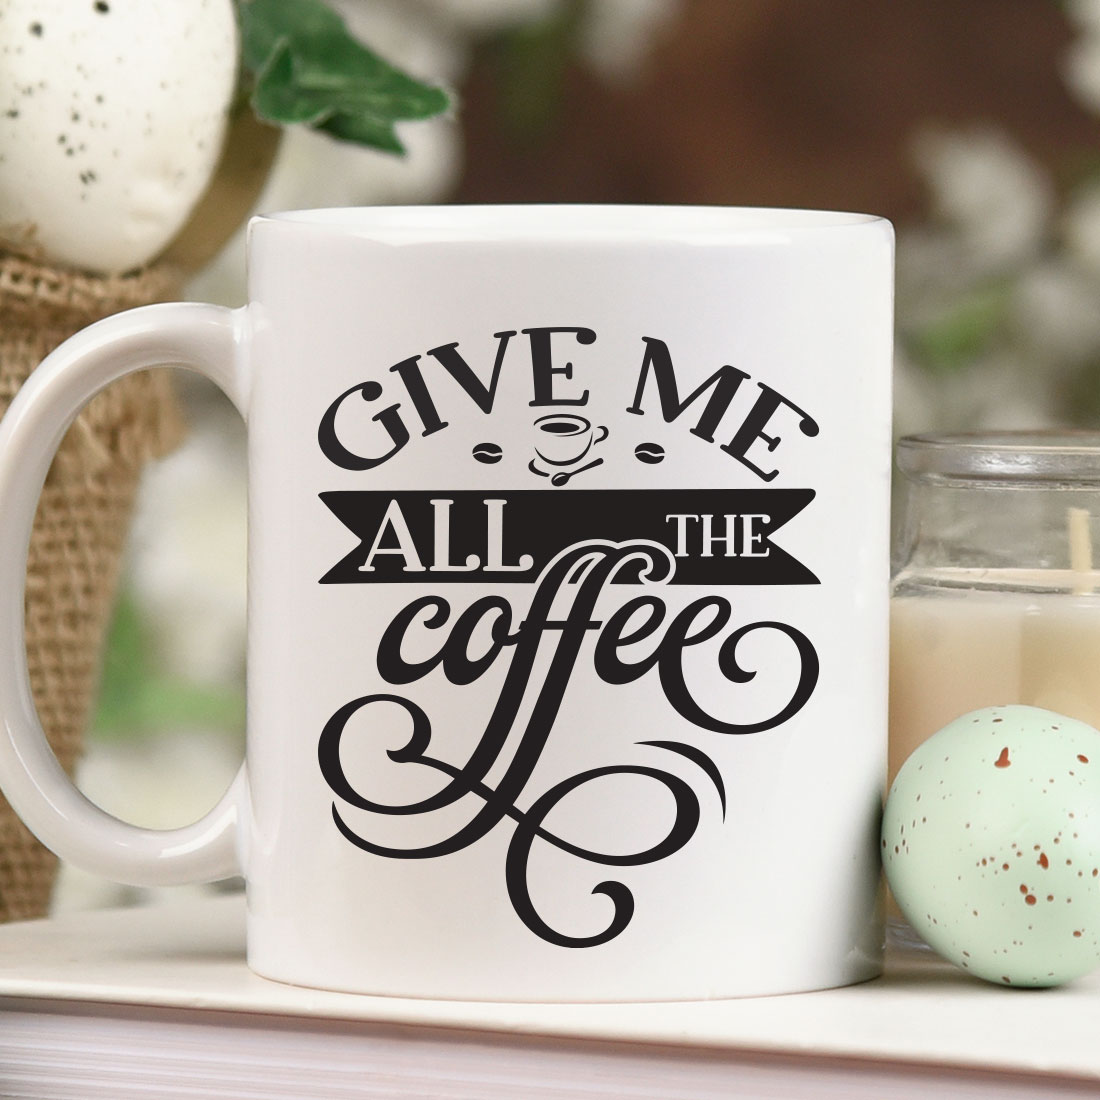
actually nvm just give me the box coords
[249,204,888,243]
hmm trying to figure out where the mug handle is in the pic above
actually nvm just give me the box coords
[0,301,247,886]
[593,425,609,445]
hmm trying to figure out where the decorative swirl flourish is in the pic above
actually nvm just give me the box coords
[317,539,817,948]
[319,694,723,947]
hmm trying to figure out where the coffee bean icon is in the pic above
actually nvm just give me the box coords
[472,442,503,464]
[634,442,665,464]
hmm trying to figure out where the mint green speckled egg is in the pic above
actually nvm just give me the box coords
[883,705,1100,987]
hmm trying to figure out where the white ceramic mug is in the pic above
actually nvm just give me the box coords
[0,206,893,1001]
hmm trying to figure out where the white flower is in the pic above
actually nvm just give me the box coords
[926,355,1059,433]
[896,225,984,318]
[911,128,1052,275]
[126,410,247,687]
[331,0,469,84]
[1064,0,1100,33]
[1012,259,1100,364]
[891,348,939,440]
[1062,0,1100,112]
[1063,185,1100,275]
[579,0,680,82]
[252,119,461,218]
[1064,35,1100,112]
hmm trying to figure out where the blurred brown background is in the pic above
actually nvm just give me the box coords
[456,0,1093,218]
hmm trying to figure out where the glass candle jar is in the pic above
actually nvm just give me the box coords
[889,431,1100,787]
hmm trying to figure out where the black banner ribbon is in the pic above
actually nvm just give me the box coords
[319,489,817,585]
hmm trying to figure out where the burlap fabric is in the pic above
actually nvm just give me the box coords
[0,252,185,921]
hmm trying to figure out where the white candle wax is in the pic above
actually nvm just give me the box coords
[889,573,1100,787]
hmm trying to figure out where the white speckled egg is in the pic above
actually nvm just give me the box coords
[0,0,237,274]
[884,705,1100,987]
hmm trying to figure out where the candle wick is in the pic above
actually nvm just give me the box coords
[1068,506,1093,594]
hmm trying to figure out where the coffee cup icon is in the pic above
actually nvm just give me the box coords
[532,413,608,467]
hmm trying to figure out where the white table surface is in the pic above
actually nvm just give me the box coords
[0,895,1096,1080]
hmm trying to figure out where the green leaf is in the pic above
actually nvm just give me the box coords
[903,281,1013,376]
[238,0,345,72]
[237,0,450,155]
[92,593,245,743]
[493,0,585,141]
[1060,356,1100,426]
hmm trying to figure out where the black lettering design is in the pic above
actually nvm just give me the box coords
[318,542,817,947]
